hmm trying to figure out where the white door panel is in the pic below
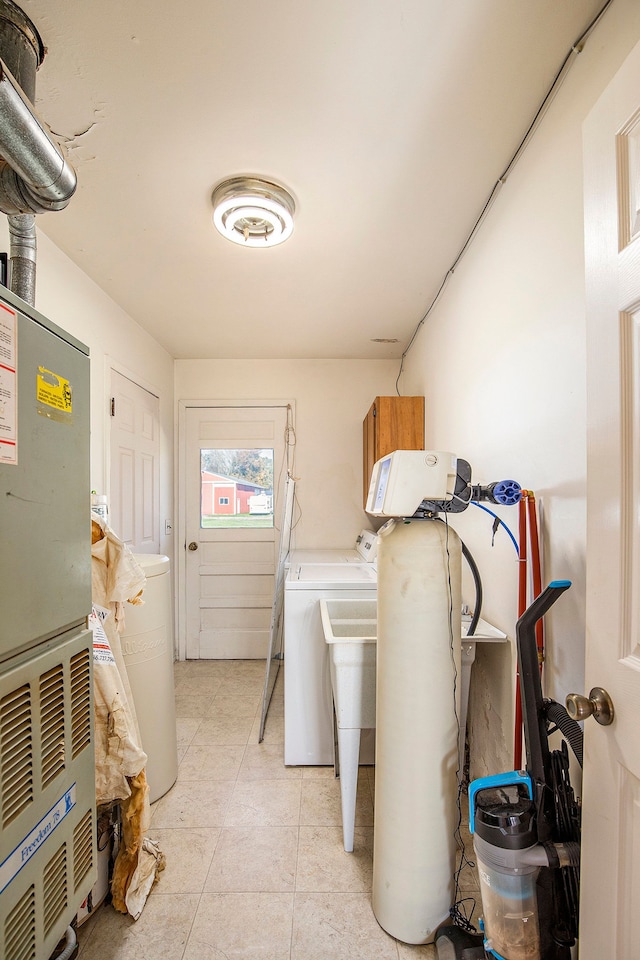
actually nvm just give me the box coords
[109,369,160,553]
[582,37,640,959]
[200,575,274,600]
[115,447,134,543]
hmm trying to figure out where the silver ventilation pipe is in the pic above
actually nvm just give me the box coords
[0,1,77,304]
[0,59,77,214]
[7,211,35,303]
[0,0,40,100]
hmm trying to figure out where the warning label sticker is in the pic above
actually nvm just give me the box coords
[36,367,73,413]
[0,302,17,464]
[89,607,115,664]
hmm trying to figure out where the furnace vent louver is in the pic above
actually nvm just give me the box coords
[1,683,33,827]
[70,649,91,758]
[40,665,65,789]
[4,885,36,960]
[43,844,67,936]
[1,653,91,829]
[0,632,96,960]
[73,810,94,892]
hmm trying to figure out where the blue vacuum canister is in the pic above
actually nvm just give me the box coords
[469,772,545,960]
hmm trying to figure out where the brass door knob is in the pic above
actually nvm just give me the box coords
[188,541,198,551]
[566,686,614,725]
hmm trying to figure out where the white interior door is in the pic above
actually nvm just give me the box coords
[582,39,640,959]
[184,403,289,659]
[109,369,160,553]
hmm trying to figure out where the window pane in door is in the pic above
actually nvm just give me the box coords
[200,448,274,528]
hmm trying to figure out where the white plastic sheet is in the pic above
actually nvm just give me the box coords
[90,518,164,918]
[91,517,148,804]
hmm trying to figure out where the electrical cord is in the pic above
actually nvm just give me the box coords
[550,741,581,943]
[441,514,460,777]
[449,779,479,934]
[442,515,480,934]
[395,0,616,393]
[274,406,297,562]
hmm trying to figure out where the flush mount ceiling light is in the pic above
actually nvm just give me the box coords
[212,177,295,247]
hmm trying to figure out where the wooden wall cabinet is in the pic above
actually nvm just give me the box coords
[362,396,425,507]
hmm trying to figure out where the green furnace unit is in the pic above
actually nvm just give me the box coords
[0,286,96,960]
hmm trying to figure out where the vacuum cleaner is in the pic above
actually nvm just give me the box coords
[437,580,583,960]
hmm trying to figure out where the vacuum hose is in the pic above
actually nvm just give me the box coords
[544,699,584,768]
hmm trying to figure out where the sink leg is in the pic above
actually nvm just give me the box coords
[337,727,361,852]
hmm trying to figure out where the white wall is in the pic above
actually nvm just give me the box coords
[0,222,175,557]
[400,0,640,778]
[174,359,398,550]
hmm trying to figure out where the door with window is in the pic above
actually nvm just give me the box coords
[183,403,290,659]
[582,37,640,959]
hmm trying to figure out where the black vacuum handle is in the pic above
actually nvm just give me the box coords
[516,579,571,840]
[518,580,571,635]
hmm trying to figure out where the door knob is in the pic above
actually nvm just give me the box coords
[565,686,614,725]
[188,541,198,551]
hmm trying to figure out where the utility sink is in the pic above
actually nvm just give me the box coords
[319,597,506,854]
[320,597,376,853]
[320,598,377,730]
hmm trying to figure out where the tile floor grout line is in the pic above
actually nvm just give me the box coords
[178,666,253,957]
[79,661,445,958]
[288,885,297,959]
[179,886,205,960]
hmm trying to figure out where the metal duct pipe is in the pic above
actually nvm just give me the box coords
[0,1,76,304]
[0,0,42,99]
[8,212,35,303]
[0,58,77,214]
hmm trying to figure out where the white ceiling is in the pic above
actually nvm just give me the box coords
[20,0,603,360]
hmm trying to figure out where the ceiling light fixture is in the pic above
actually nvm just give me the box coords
[212,177,295,247]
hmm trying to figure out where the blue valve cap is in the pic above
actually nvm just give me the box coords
[492,480,521,505]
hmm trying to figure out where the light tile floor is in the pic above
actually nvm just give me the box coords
[77,660,481,960]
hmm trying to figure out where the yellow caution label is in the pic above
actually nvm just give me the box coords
[36,367,73,413]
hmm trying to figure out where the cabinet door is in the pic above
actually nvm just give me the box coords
[362,396,424,508]
[363,401,377,505]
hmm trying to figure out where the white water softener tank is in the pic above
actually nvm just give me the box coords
[121,554,178,802]
[372,519,462,944]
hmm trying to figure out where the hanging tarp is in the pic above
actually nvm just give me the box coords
[91,517,147,803]
[90,517,164,917]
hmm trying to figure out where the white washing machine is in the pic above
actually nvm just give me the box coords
[288,528,378,566]
[284,531,377,765]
